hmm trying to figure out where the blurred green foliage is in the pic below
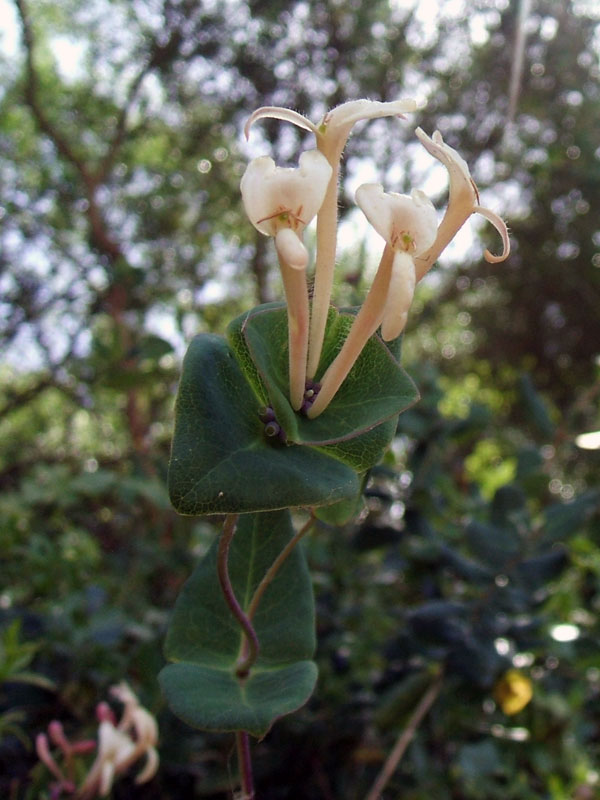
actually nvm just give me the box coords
[1,0,600,797]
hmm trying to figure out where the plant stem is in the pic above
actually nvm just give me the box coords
[247,514,315,621]
[216,514,259,679]
[236,731,255,800]
[363,670,443,800]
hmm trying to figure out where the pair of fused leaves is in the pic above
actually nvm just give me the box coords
[168,303,418,516]
[159,510,317,738]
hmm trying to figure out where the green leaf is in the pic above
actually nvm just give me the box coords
[458,740,502,780]
[314,486,366,526]
[466,520,521,567]
[158,661,317,739]
[232,304,418,449]
[518,373,555,439]
[159,511,318,737]
[542,490,600,543]
[168,334,359,514]
[515,548,568,590]
[137,334,174,360]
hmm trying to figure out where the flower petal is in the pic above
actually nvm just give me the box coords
[323,98,417,132]
[244,106,317,140]
[356,184,437,255]
[473,205,511,262]
[135,747,160,785]
[415,127,477,204]
[240,150,331,236]
[308,244,395,418]
[414,128,486,279]
[275,228,308,270]
[380,251,416,341]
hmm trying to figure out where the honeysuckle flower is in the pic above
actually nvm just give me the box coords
[36,731,77,794]
[241,149,332,410]
[79,683,159,798]
[36,722,98,797]
[356,185,438,340]
[413,127,510,280]
[242,105,510,421]
[245,98,417,378]
[307,187,437,419]
[240,149,331,267]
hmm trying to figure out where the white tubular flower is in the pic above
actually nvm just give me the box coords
[308,187,436,419]
[240,149,331,268]
[240,149,332,410]
[80,683,159,798]
[356,185,438,257]
[356,185,437,340]
[413,128,510,280]
[245,98,417,378]
[96,721,138,796]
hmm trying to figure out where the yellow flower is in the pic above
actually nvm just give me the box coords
[494,669,533,715]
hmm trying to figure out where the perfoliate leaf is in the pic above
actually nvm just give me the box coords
[160,511,318,737]
[168,334,359,515]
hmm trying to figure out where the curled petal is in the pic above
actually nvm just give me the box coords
[240,150,332,236]
[135,746,159,785]
[321,98,417,132]
[473,205,511,263]
[317,98,417,163]
[244,106,317,140]
[275,228,308,270]
[132,708,159,747]
[414,127,476,202]
[356,184,437,256]
[110,682,138,707]
[413,127,511,277]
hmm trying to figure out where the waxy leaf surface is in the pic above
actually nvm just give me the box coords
[159,511,317,737]
[168,334,359,515]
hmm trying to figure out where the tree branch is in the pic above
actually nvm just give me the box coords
[364,670,443,800]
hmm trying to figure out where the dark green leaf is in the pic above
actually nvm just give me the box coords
[466,521,521,567]
[160,511,318,737]
[159,661,317,739]
[515,548,569,590]
[168,334,359,514]
[230,304,418,454]
[518,374,555,439]
[542,490,600,543]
